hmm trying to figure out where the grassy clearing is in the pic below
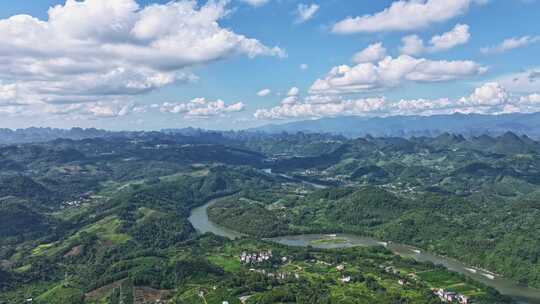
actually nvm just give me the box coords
[419,270,484,297]
[31,243,56,256]
[31,215,130,258]
[50,202,94,221]
[36,284,84,304]
[207,254,242,273]
[79,216,131,244]
[13,264,31,274]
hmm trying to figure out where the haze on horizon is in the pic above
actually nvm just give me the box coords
[0,0,539,131]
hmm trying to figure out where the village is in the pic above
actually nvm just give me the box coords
[239,250,275,265]
[432,288,470,304]
[239,250,393,288]
[382,266,471,304]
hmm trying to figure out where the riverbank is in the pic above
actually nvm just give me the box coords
[189,197,540,304]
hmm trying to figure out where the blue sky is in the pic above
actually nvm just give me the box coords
[0,0,539,130]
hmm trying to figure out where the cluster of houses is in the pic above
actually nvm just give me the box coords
[301,169,320,176]
[62,200,83,208]
[240,250,274,265]
[324,175,348,183]
[340,276,352,283]
[60,192,93,209]
[432,288,470,304]
[238,250,299,283]
[336,265,353,284]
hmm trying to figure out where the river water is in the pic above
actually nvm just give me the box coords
[189,198,540,303]
[188,197,246,240]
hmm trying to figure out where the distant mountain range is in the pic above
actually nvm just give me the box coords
[253,112,540,138]
[2,112,540,144]
[0,127,117,144]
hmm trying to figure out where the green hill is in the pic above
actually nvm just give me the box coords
[0,200,51,238]
[0,176,53,203]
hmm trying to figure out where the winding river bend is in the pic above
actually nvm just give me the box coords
[189,197,540,303]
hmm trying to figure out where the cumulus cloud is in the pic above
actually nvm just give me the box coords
[0,0,283,117]
[43,100,147,119]
[399,36,426,57]
[295,3,320,23]
[388,82,509,115]
[160,97,245,118]
[430,24,471,51]
[255,82,540,120]
[400,24,470,55]
[287,87,300,96]
[464,82,508,106]
[279,86,301,105]
[481,36,540,54]
[353,43,387,64]
[332,0,474,34]
[310,55,487,94]
[520,93,540,105]
[255,96,387,120]
[300,64,309,70]
[257,89,272,97]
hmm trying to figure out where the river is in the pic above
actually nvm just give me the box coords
[189,197,540,304]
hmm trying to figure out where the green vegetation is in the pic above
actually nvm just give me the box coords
[0,199,52,242]
[208,196,289,237]
[36,284,85,304]
[0,131,539,303]
[207,133,540,290]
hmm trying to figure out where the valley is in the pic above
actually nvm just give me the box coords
[1,131,540,303]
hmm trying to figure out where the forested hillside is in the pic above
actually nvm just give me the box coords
[0,132,539,303]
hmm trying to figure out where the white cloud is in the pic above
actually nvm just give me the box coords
[255,82,540,120]
[0,84,20,105]
[160,97,245,118]
[279,86,301,105]
[498,93,540,115]
[300,64,309,70]
[257,88,272,97]
[430,24,471,51]
[400,24,470,55]
[332,0,473,34]
[280,96,299,105]
[295,3,320,23]
[481,36,540,54]
[464,82,508,106]
[310,55,486,94]
[495,68,540,93]
[239,0,270,7]
[44,101,145,118]
[353,43,387,64]
[399,35,426,56]
[287,87,300,96]
[0,0,283,117]
[255,96,387,120]
[520,93,540,105]
[87,103,133,118]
